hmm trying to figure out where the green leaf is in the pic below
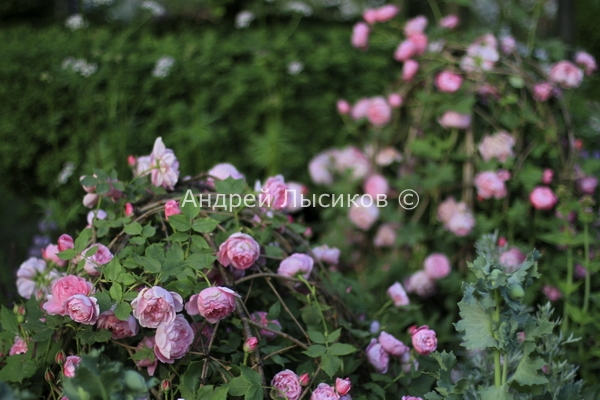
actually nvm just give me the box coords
[478,384,513,400]
[328,343,357,356]
[168,214,191,232]
[114,302,132,321]
[58,249,78,260]
[93,292,112,314]
[187,253,216,271]
[240,365,262,386]
[327,328,342,343]
[509,344,548,386]
[0,307,18,335]
[80,175,98,187]
[195,385,228,400]
[301,305,322,326]
[181,361,204,399]
[0,356,37,383]
[135,255,162,274]
[191,235,210,250]
[454,286,498,350]
[74,229,92,252]
[192,218,219,233]
[124,222,143,236]
[321,354,342,377]
[227,376,250,396]
[181,199,201,220]
[104,259,123,281]
[265,245,285,258]
[129,236,146,245]
[215,177,245,195]
[110,282,123,302]
[141,224,156,237]
[303,344,327,357]
[308,330,326,344]
[267,302,281,320]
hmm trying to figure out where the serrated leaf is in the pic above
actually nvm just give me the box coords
[240,365,262,386]
[181,361,204,399]
[181,199,201,220]
[0,356,37,383]
[195,385,228,400]
[124,222,143,236]
[93,292,112,314]
[509,353,548,386]
[227,376,250,396]
[0,307,18,335]
[215,177,245,195]
[327,328,342,343]
[74,229,92,252]
[321,354,342,377]
[168,214,191,232]
[192,218,219,233]
[308,331,326,344]
[454,286,497,350]
[110,282,123,301]
[104,259,123,281]
[302,305,322,326]
[114,302,132,321]
[328,343,356,356]
[58,249,78,260]
[303,344,327,357]
[363,382,386,399]
[135,255,162,274]
[478,384,512,400]
[141,224,156,237]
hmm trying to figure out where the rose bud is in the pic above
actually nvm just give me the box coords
[55,350,66,366]
[298,373,310,386]
[161,380,171,392]
[124,202,134,217]
[243,337,258,353]
[335,377,351,396]
[164,200,181,220]
[57,234,74,252]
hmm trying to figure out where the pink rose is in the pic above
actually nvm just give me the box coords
[311,383,340,400]
[63,355,81,378]
[364,174,389,198]
[82,244,114,276]
[366,338,389,373]
[42,244,67,267]
[259,175,289,210]
[387,93,403,108]
[131,286,184,328]
[435,71,463,93]
[207,163,245,186]
[402,397,423,400]
[439,14,459,29]
[379,331,409,356]
[474,170,510,199]
[387,281,409,306]
[533,82,553,102]
[542,169,554,185]
[542,285,562,302]
[351,22,370,50]
[423,253,451,280]
[438,111,471,129]
[135,155,151,178]
[351,98,371,120]
[575,51,597,75]
[549,61,584,89]
[499,247,526,273]
[309,151,335,185]
[405,271,436,298]
[124,202,134,217]
[445,206,476,237]
[367,97,392,127]
[251,311,282,339]
[336,99,351,115]
[217,232,261,270]
[460,35,499,72]
[402,60,419,81]
[333,147,371,181]
[43,275,93,316]
[149,137,180,190]
[243,337,258,353]
[411,325,437,355]
[348,195,379,230]
[529,186,558,210]
[271,370,302,400]
[312,245,341,265]
[477,131,515,162]
[336,378,351,396]
[135,336,157,376]
[374,4,399,22]
[57,234,74,252]
[577,175,598,194]
[376,147,402,166]
[154,314,194,363]
[97,309,139,339]
[394,40,416,62]
[500,36,516,54]
[164,200,181,220]
[65,294,99,325]
[16,257,47,299]
[9,336,28,355]
[362,9,378,25]
[185,286,240,324]
[408,32,428,56]
[437,197,457,224]
[404,15,427,36]
[278,253,314,280]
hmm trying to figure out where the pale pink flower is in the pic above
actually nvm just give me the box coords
[154,314,194,363]
[260,175,289,210]
[124,202,134,217]
[271,370,302,400]
[387,93,403,108]
[362,9,378,25]
[207,163,245,186]
[16,257,48,299]
[348,195,379,230]
[9,336,28,355]
[529,186,558,210]
[309,151,335,185]
[374,223,397,248]
[478,131,515,162]
[131,286,184,328]
[542,285,562,302]
[474,170,510,199]
[404,15,427,35]
[97,309,139,339]
[367,97,392,127]
[185,286,240,324]
[333,147,371,181]
[42,244,67,267]
[423,253,451,280]
[378,331,409,356]
[435,71,463,93]
[364,174,389,198]
[375,147,402,166]
[63,355,81,378]
[500,36,516,54]
[402,397,423,400]
[387,281,409,306]
[337,99,351,115]
[149,137,180,190]
[408,32,428,56]
[65,294,99,325]
[439,14,459,29]
[311,383,340,400]
[86,209,107,227]
[405,271,436,298]
[549,61,584,89]
[278,253,314,279]
[438,111,471,129]
[285,182,309,212]
[402,60,419,81]
[373,4,399,22]
[437,197,457,224]
[575,51,597,75]
[533,82,553,102]
[82,244,114,276]
[217,232,261,270]
[135,155,152,178]
[351,98,371,120]
[366,338,389,373]
[445,205,476,237]
[251,311,282,339]
[351,22,370,50]
[577,175,598,194]
[164,200,181,220]
[312,245,341,265]
[58,234,74,252]
[336,378,351,396]
[135,336,157,376]
[542,169,554,185]
[394,40,416,62]
[43,275,94,316]
[499,247,526,273]
[411,325,437,355]
[460,35,499,72]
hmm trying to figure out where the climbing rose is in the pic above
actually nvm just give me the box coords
[271,370,302,400]
[217,233,261,270]
[411,325,437,355]
[185,286,240,324]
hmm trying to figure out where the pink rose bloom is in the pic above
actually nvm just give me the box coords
[387,281,409,306]
[312,245,341,265]
[499,247,526,273]
[542,285,562,302]
[207,163,245,186]
[387,93,403,108]
[529,186,558,210]
[82,244,114,276]
[374,223,397,248]
[285,182,309,213]
[542,169,554,185]
[65,294,99,325]
[311,383,340,400]
[478,131,515,162]
[437,197,457,224]
[363,9,378,25]
[336,99,351,115]
[549,61,584,89]
[423,253,451,280]
[154,314,194,363]
[394,40,416,62]
[63,355,81,378]
[57,234,74,252]
[309,151,335,185]
[533,82,553,102]
[124,202,134,217]
[577,175,598,194]
[185,286,240,324]
[439,14,459,29]
[367,97,392,127]
[42,244,67,267]
[135,155,151,178]
[435,71,463,93]
[351,22,370,50]
[135,336,157,376]
[278,253,314,279]
[336,378,351,396]
[575,51,597,75]
[351,98,371,120]
[376,147,402,166]
[438,111,471,129]
[127,155,136,167]
[411,325,437,355]
[251,311,282,339]
[86,209,107,227]
[460,35,499,72]
[445,205,476,237]
[131,286,184,328]
[379,331,409,356]
[402,397,423,400]
[271,370,302,400]
[164,200,181,220]
[16,257,47,299]
[259,175,289,210]
[149,137,179,190]
[374,4,399,22]
[364,174,389,198]
[43,275,93,316]
[500,36,516,54]
[97,309,139,339]
[404,15,427,36]
[402,60,419,81]
[405,271,436,297]
[474,170,510,199]
[217,232,261,270]
[366,338,389,373]
[333,147,371,181]
[243,337,258,353]
[348,195,379,230]
[408,32,428,56]
[9,336,28,355]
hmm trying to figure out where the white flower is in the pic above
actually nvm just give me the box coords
[152,56,175,78]
[140,1,165,17]
[61,57,98,77]
[57,162,76,185]
[65,14,88,31]
[287,61,304,75]
[284,1,313,16]
[235,11,255,29]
